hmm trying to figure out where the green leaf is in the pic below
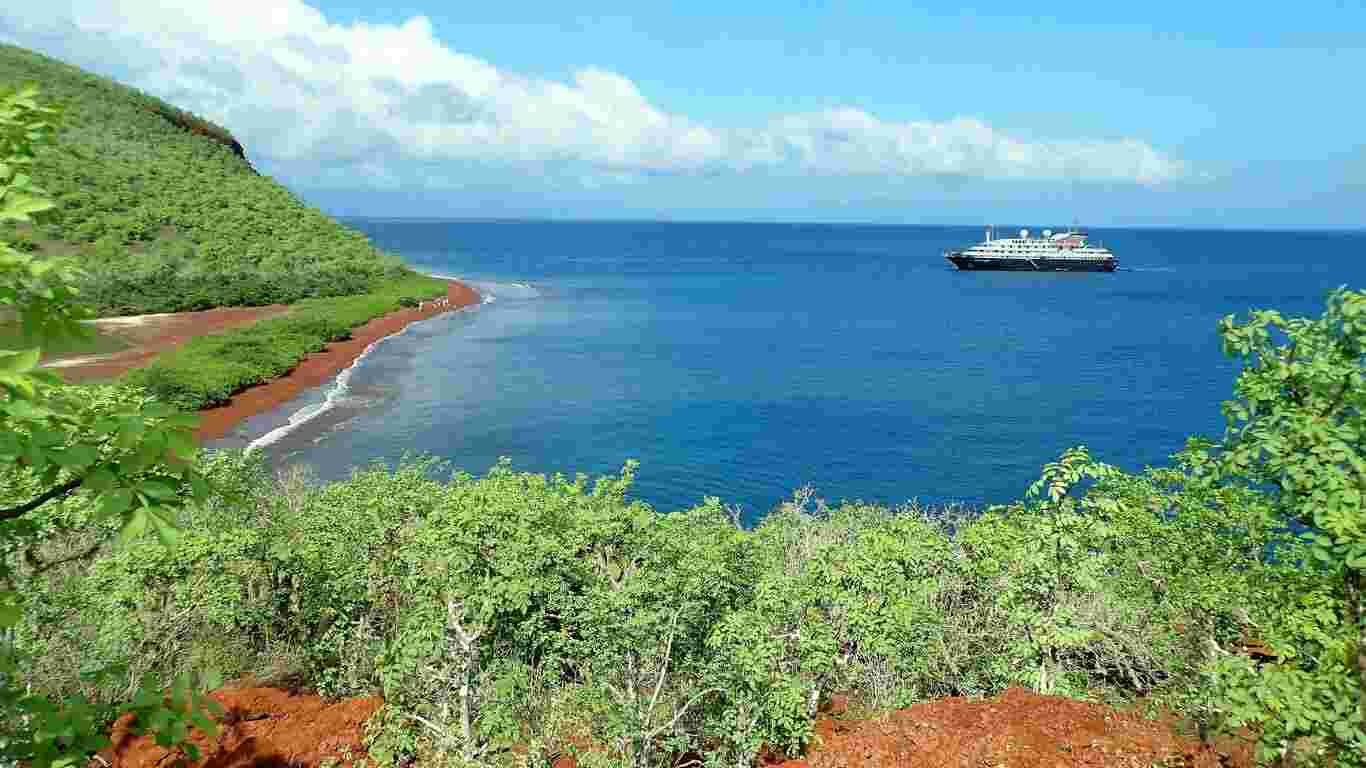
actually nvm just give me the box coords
[116,418,145,450]
[163,413,200,429]
[0,597,22,628]
[188,472,211,500]
[81,466,116,492]
[138,479,179,501]
[135,431,166,469]
[90,418,120,436]
[119,507,149,543]
[51,444,97,468]
[141,402,176,419]
[146,507,181,547]
[201,668,224,692]
[0,191,54,220]
[165,431,197,462]
[0,347,40,374]
[96,488,133,520]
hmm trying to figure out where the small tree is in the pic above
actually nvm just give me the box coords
[704,493,856,766]
[378,462,582,764]
[961,448,1126,696]
[1195,288,1366,763]
[1,85,214,767]
[562,475,745,768]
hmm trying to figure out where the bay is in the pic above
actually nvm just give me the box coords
[211,221,1366,523]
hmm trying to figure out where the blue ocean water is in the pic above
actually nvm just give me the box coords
[211,222,1366,522]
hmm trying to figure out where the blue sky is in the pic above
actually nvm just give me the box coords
[4,1,1365,227]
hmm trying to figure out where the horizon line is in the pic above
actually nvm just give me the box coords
[333,214,1366,234]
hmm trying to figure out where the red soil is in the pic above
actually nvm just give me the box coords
[107,686,1251,768]
[194,280,479,441]
[107,687,381,768]
[53,305,290,383]
[766,688,1252,768]
[548,689,1252,768]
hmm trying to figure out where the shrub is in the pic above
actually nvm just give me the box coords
[8,448,1343,767]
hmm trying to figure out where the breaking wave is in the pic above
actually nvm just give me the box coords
[244,321,424,453]
[242,274,542,453]
[470,280,540,302]
[244,277,522,453]
[419,272,540,304]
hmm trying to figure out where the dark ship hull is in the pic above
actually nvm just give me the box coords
[946,254,1117,272]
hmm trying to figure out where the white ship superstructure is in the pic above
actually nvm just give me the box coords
[946,227,1118,272]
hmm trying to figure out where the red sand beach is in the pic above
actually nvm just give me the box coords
[44,279,481,441]
[194,279,481,441]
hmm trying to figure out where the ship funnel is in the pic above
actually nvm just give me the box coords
[1020,228,1029,239]
[985,225,992,242]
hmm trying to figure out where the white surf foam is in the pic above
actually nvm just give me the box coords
[417,270,540,302]
[240,273,546,452]
[244,321,424,453]
[472,280,541,300]
[243,290,488,453]
[237,271,544,451]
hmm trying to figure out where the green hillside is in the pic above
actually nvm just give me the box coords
[0,44,409,315]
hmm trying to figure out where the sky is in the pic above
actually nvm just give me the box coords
[2,1,1364,228]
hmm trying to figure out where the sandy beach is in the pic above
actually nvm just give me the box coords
[192,279,481,441]
[50,305,292,382]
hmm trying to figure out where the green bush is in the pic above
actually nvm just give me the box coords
[7,448,1313,766]
[1190,288,1366,764]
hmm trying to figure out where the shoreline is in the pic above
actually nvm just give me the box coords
[194,279,482,442]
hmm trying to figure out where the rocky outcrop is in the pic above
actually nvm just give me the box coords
[145,98,255,171]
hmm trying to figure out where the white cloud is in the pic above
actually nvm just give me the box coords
[2,1,1188,188]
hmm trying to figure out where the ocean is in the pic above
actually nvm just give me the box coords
[209,222,1366,523]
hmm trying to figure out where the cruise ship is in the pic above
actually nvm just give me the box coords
[945,226,1118,272]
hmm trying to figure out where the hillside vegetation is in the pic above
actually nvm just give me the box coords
[0,44,409,315]
[128,273,448,410]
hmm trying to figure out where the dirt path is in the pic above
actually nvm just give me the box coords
[46,305,290,383]
[194,280,481,441]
